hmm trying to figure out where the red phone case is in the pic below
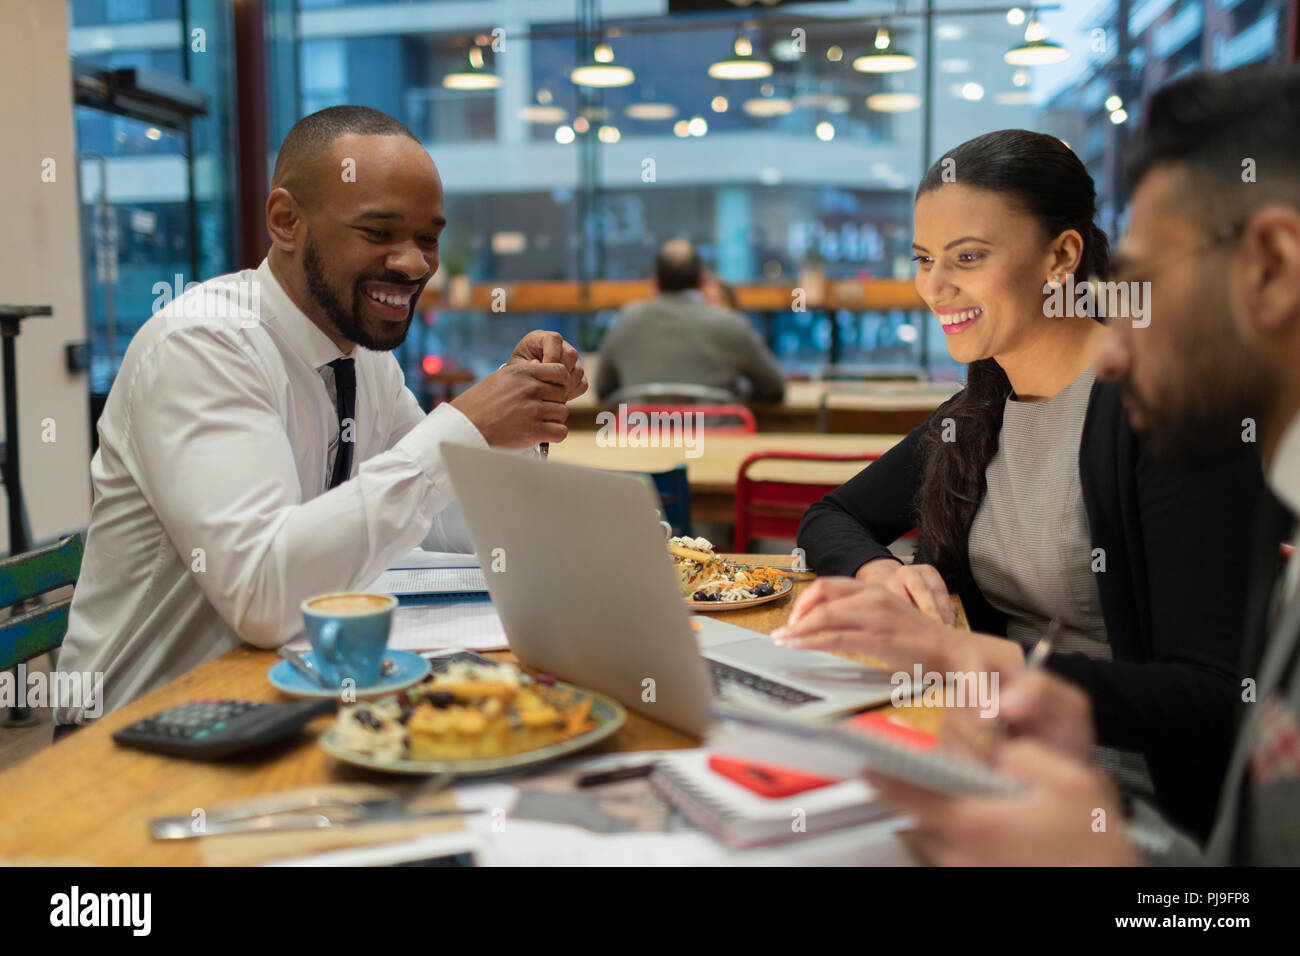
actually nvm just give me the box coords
[708,754,838,798]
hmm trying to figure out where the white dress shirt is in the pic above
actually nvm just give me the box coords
[56,259,486,723]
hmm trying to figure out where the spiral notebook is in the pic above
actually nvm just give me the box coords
[650,750,890,849]
[705,707,1023,798]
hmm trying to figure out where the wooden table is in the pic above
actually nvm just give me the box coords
[0,559,950,866]
[549,431,898,522]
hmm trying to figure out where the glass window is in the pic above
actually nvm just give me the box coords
[68,0,239,395]
[69,0,1296,400]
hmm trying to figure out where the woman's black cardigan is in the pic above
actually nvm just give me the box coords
[797,379,1264,841]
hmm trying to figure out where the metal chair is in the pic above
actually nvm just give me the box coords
[733,451,882,552]
[604,382,739,406]
[815,364,927,383]
[815,381,960,433]
[1,534,84,727]
[623,403,757,435]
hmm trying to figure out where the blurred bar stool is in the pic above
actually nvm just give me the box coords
[0,304,55,728]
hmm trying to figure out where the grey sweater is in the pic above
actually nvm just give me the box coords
[594,291,786,403]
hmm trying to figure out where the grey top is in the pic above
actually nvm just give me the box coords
[968,366,1152,793]
[969,366,1108,656]
[594,291,786,403]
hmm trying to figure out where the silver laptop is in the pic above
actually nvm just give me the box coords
[442,443,897,738]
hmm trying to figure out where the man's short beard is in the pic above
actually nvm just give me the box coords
[301,234,412,352]
[1131,319,1277,465]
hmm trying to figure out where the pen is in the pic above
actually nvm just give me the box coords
[576,764,655,787]
[990,617,1059,740]
[1023,617,1060,671]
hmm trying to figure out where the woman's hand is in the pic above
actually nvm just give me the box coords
[854,558,955,627]
[776,577,1023,676]
[775,578,965,672]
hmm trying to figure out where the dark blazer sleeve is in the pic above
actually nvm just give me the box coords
[1050,393,1263,838]
[797,395,960,577]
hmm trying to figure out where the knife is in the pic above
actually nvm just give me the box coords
[151,804,483,839]
[150,773,459,839]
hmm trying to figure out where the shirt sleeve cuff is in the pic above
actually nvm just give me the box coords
[392,401,487,476]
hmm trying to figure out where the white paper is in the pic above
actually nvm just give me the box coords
[285,597,509,653]
[387,597,510,651]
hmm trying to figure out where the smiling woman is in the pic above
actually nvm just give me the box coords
[795,129,1265,841]
[909,130,1111,570]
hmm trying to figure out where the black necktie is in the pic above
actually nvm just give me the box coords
[327,358,356,489]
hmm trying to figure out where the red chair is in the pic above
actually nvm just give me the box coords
[620,404,757,435]
[733,450,882,552]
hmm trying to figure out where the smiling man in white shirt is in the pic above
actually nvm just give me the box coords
[55,106,585,727]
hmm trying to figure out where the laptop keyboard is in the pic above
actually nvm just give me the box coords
[709,660,824,709]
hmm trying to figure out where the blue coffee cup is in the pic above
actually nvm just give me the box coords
[300,591,397,688]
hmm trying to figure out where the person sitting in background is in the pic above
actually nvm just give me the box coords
[701,271,740,311]
[785,129,1263,841]
[869,64,1300,867]
[55,105,586,730]
[595,239,785,403]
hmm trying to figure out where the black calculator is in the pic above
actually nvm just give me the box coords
[112,698,336,760]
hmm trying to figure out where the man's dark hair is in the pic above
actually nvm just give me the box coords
[271,105,420,203]
[655,240,703,292]
[1126,65,1300,225]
